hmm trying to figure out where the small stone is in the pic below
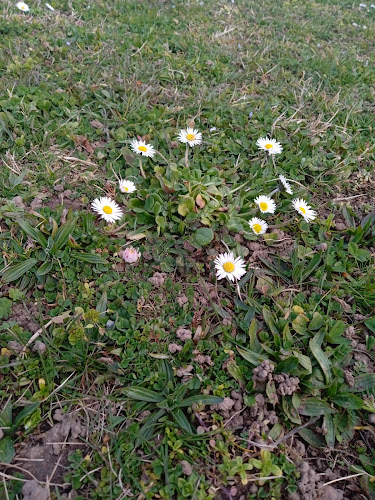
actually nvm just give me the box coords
[22,480,49,500]
[197,426,205,434]
[369,414,375,424]
[8,341,24,353]
[33,341,46,355]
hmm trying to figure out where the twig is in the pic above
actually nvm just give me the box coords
[271,417,319,448]
[322,472,366,486]
[62,156,97,167]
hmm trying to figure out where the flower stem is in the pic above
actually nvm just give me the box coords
[139,158,146,179]
[185,143,189,168]
[268,187,280,197]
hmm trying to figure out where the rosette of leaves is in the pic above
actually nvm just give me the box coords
[123,360,223,446]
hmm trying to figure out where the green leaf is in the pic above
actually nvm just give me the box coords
[351,374,375,393]
[0,297,12,320]
[0,437,15,464]
[123,387,164,403]
[71,252,108,264]
[262,305,279,336]
[16,218,47,248]
[299,398,335,416]
[249,318,261,352]
[364,318,375,335]
[36,260,53,276]
[332,393,364,409]
[237,347,267,366]
[0,400,12,427]
[12,402,40,430]
[1,258,39,283]
[172,408,193,433]
[298,428,325,448]
[191,227,214,247]
[326,320,347,343]
[275,357,299,374]
[324,413,335,448]
[302,251,322,281]
[96,290,107,316]
[136,409,166,446]
[178,196,195,216]
[292,351,312,374]
[309,312,324,331]
[177,395,223,408]
[51,218,77,254]
[226,360,245,385]
[309,332,332,383]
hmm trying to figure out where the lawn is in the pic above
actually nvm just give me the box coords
[1,0,375,498]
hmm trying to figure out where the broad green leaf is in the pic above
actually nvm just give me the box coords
[177,395,223,408]
[309,312,324,331]
[262,305,279,336]
[326,320,347,343]
[302,251,322,281]
[136,409,166,446]
[191,227,214,247]
[293,351,312,374]
[123,387,164,403]
[324,413,335,448]
[1,258,39,283]
[282,397,301,424]
[298,428,325,448]
[237,347,267,365]
[275,357,299,374]
[178,196,195,216]
[51,218,77,254]
[71,252,108,264]
[364,318,375,335]
[351,374,375,393]
[0,437,15,464]
[226,360,246,385]
[332,393,364,409]
[12,402,40,430]
[96,290,107,316]
[309,332,332,383]
[299,398,335,416]
[16,218,47,248]
[172,408,193,433]
[249,318,261,352]
[36,260,53,276]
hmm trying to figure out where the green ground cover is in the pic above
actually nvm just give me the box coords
[1,0,375,498]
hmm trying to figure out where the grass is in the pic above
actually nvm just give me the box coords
[1,0,375,498]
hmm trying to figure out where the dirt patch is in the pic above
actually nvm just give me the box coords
[9,411,86,487]
[9,302,41,334]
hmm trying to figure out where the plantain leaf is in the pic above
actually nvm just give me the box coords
[0,437,15,464]
[332,393,364,409]
[324,413,335,448]
[1,258,39,283]
[51,218,77,254]
[172,408,193,433]
[71,252,108,264]
[351,374,375,393]
[299,398,335,416]
[176,395,223,408]
[36,260,53,276]
[16,218,47,248]
[309,332,332,383]
[237,347,267,365]
[123,387,164,403]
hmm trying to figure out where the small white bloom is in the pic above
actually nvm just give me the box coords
[359,3,367,7]
[352,22,359,26]
[130,139,155,158]
[279,174,293,194]
[209,127,217,132]
[177,128,202,147]
[91,197,123,223]
[119,179,136,194]
[249,217,268,235]
[254,195,276,214]
[214,252,246,282]
[121,246,141,263]
[45,2,55,10]
[292,198,317,223]
[16,1,29,11]
[256,137,283,155]
[363,25,367,29]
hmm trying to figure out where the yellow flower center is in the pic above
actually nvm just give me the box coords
[138,146,147,152]
[186,134,195,141]
[265,144,273,149]
[299,206,306,214]
[223,262,235,273]
[21,5,25,8]
[260,202,268,211]
[253,224,262,233]
[124,187,129,192]
[103,205,113,214]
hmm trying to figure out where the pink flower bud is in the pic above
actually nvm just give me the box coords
[120,246,141,263]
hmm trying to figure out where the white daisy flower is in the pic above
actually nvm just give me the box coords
[256,137,283,155]
[91,197,123,223]
[214,252,246,282]
[130,139,155,158]
[249,217,268,235]
[177,128,202,147]
[119,179,136,194]
[292,198,317,223]
[254,195,276,214]
[16,1,30,11]
[279,174,293,194]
